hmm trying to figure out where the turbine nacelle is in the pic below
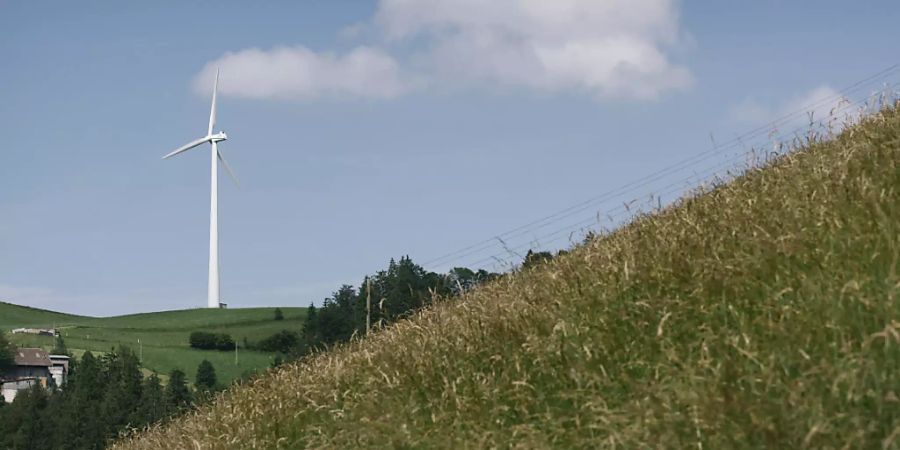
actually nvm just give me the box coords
[209,131,227,143]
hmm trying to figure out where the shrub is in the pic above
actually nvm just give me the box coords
[256,330,300,354]
[214,334,235,351]
[189,331,235,351]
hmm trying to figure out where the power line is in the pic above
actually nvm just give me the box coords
[445,87,888,270]
[472,157,754,269]
[469,86,898,272]
[456,83,898,272]
[421,63,900,271]
[467,152,756,270]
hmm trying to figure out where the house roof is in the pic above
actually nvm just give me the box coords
[14,348,51,367]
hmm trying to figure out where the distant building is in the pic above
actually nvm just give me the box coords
[1,348,69,403]
[10,328,59,337]
[49,354,70,387]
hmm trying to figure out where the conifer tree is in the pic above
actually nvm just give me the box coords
[0,331,14,375]
[51,335,69,356]
[302,302,319,347]
[9,384,50,449]
[64,351,107,449]
[135,373,167,426]
[165,369,193,411]
[195,360,217,392]
[522,249,553,270]
[101,347,144,434]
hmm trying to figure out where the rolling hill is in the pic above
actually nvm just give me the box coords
[0,302,306,385]
[115,107,899,448]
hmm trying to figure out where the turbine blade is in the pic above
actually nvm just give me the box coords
[217,149,239,187]
[162,136,209,159]
[208,68,219,136]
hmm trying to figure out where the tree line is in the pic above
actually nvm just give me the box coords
[0,336,221,450]
[247,256,503,357]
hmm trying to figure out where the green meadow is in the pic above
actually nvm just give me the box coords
[1,302,306,385]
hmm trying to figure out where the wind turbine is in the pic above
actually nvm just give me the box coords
[163,68,238,309]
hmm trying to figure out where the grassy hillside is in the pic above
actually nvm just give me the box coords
[0,302,93,329]
[1,302,306,385]
[118,109,899,449]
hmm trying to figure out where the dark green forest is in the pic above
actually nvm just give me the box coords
[297,256,501,353]
[0,344,199,450]
[241,256,505,357]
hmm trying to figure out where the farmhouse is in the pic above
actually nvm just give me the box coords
[10,327,59,337]
[1,348,69,403]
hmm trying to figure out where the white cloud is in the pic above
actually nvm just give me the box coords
[376,0,691,98]
[729,85,853,129]
[194,46,409,100]
[784,85,845,123]
[196,0,691,101]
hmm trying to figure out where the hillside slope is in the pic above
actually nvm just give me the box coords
[119,110,899,449]
[0,301,92,329]
[1,302,306,384]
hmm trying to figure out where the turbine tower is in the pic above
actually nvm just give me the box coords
[163,69,238,308]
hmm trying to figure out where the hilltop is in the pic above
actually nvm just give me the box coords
[120,109,899,448]
[0,302,92,330]
[0,301,306,384]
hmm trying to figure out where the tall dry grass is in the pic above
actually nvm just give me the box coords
[117,107,900,449]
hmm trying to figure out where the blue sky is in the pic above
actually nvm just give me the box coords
[1,1,898,316]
